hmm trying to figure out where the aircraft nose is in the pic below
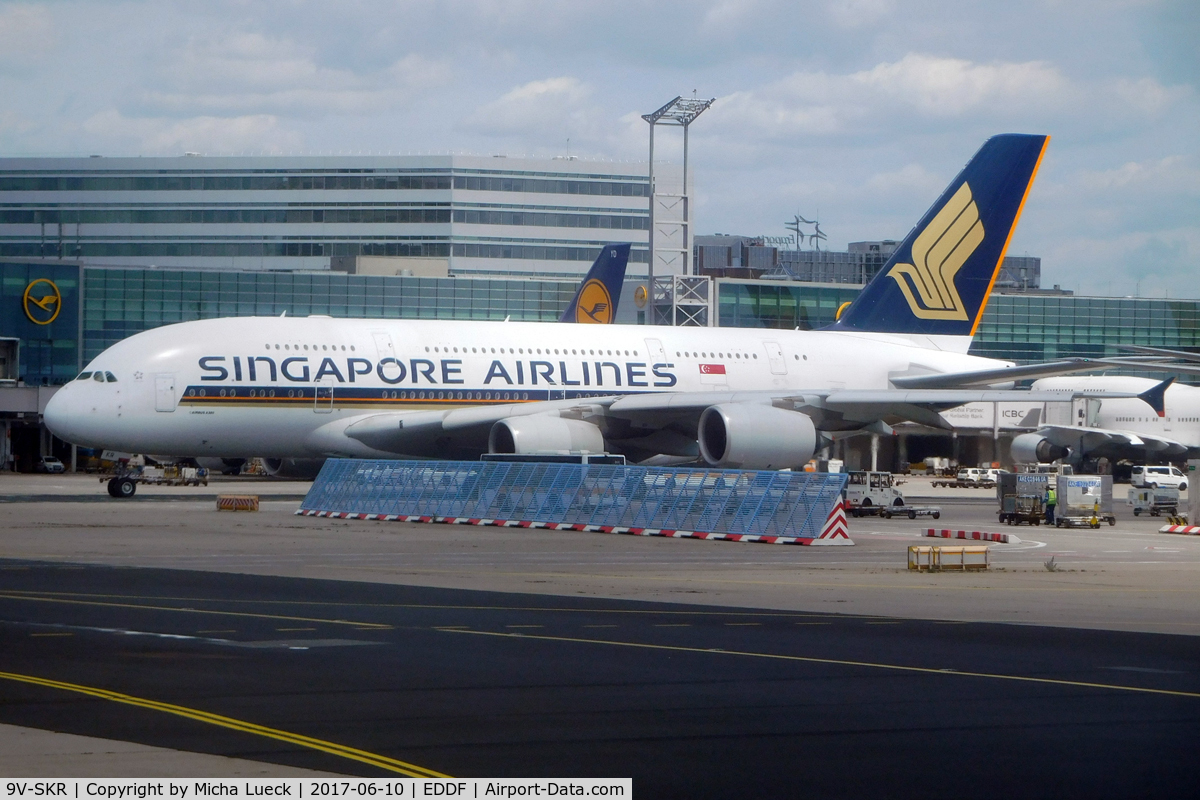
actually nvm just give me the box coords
[44,384,85,445]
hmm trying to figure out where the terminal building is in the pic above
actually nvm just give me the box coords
[1,154,1196,473]
[0,154,655,278]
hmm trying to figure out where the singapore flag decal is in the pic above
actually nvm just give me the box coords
[698,363,726,384]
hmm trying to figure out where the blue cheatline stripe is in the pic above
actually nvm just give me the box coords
[300,460,848,540]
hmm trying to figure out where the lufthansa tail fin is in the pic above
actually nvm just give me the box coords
[560,243,631,323]
[830,134,1049,338]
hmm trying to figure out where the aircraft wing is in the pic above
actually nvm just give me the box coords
[335,388,1141,458]
[1034,424,1191,457]
[889,357,1168,389]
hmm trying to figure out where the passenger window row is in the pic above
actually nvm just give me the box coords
[424,346,641,357]
[266,343,355,352]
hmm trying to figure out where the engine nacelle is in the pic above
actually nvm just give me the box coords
[1010,433,1070,464]
[262,458,327,479]
[698,404,818,470]
[195,457,247,475]
[489,415,605,455]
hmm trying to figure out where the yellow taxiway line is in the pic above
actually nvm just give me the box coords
[0,670,448,778]
[443,630,1200,701]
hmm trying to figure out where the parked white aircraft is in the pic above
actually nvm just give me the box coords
[45,135,1156,482]
[1014,375,1196,465]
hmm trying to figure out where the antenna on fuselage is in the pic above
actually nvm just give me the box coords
[280,310,287,317]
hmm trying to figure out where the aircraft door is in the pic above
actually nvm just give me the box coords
[763,341,787,375]
[154,374,176,412]
[371,330,396,359]
[644,338,666,363]
[314,379,334,413]
[1070,397,1101,427]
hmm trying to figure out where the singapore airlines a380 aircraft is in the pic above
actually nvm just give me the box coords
[45,134,1157,488]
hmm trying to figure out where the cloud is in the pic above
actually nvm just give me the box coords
[138,33,451,117]
[826,0,895,28]
[1111,77,1191,116]
[81,109,304,154]
[463,77,596,138]
[1076,154,1199,193]
[0,4,55,68]
[850,53,1067,115]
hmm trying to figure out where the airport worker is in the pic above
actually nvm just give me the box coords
[1045,484,1057,525]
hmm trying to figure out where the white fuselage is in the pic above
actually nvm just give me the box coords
[1032,375,1200,448]
[45,316,1006,458]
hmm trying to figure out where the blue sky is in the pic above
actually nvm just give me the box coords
[0,0,1195,296]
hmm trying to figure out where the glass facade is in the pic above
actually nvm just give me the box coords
[715,280,1200,373]
[0,155,655,275]
[82,267,576,363]
[2,259,1191,384]
[971,294,1200,361]
[0,260,81,385]
[717,280,864,330]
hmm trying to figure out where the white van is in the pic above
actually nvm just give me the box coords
[956,468,995,487]
[1131,465,1187,491]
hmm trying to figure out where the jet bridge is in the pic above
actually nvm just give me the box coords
[299,460,852,545]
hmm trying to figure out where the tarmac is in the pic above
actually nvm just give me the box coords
[1,471,1198,790]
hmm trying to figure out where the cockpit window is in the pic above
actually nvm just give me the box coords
[93,372,104,382]
[105,371,117,383]
[77,372,93,380]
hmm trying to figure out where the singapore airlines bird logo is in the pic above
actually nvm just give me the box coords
[575,279,614,324]
[886,182,984,321]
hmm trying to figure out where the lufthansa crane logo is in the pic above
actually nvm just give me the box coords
[23,279,62,325]
[886,182,984,321]
[575,279,613,324]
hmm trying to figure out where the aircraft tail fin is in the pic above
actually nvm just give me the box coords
[1139,377,1175,417]
[560,243,631,323]
[830,134,1049,339]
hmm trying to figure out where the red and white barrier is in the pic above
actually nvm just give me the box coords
[925,528,1021,545]
[298,505,855,546]
[1158,525,1200,535]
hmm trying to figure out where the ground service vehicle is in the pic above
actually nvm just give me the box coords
[845,471,906,516]
[1128,486,1180,517]
[1131,465,1187,491]
[34,456,65,473]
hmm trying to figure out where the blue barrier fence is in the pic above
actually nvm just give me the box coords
[300,460,848,540]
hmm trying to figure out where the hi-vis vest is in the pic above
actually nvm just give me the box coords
[1046,487,1057,504]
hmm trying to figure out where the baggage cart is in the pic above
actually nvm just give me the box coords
[1055,474,1115,527]
[1128,486,1180,517]
[996,472,1051,525]
[881,506,941,520]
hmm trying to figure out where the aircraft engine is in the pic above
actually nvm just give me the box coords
[697,404,818,470]
[195,457,247,475]
[1010,433,1070,464]
[488,416,605,455]
[262,458,327,479]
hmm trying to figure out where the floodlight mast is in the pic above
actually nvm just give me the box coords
[642,95,714,323]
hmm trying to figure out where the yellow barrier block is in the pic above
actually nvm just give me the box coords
[217,495,259,512]
[908,544,988,571]
[936,545,989,571]
[908,545,936,571]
